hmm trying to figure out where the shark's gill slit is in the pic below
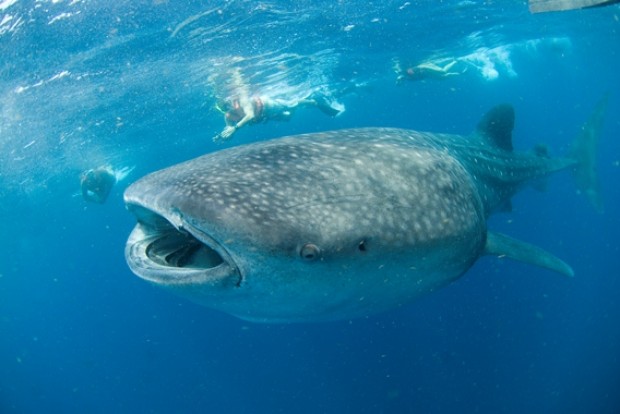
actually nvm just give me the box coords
[145,225,224,269]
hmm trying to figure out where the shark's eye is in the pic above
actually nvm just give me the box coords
[358,240,367,252]
[299,243,320,261]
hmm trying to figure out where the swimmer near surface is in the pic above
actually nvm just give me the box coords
[124,97,607,323]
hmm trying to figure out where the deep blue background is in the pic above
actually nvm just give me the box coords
[1,1,619,413]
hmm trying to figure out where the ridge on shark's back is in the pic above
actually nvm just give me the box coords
[124,96,608,323]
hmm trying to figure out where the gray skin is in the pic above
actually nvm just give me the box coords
[125,99,606,323]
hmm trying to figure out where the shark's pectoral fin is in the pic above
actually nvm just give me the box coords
[484,231,574,277]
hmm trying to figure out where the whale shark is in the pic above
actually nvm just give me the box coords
[124,97,607,322]
[529,0,620,14]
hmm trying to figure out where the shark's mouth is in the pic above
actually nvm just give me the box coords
[144,228,224,269]
[125,205,241,287]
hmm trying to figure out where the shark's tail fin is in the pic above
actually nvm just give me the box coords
[569,94,608,213]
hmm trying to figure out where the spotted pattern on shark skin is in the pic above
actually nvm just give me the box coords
[124,99,605,322]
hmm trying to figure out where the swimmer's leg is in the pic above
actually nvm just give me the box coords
[442,60,458,72]
[113,166,135,181]
[310,95,345,117]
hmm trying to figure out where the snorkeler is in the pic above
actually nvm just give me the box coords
[213,68,345,141]
[80,167,117,204]
[396,59,465,83]
[80,165,134,204]
[214,93,344,141]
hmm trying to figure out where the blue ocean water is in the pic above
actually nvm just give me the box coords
[1,1,619,413]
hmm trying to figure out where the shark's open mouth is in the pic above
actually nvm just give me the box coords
[125,205,241,287]
[144,228,224,269]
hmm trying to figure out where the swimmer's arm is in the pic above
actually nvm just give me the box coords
[215,102,255,141]
[234,112,254,128]
[216,110,254,140]
[235,98,255,128]
[218,112,253,139]
[217,125,237,140]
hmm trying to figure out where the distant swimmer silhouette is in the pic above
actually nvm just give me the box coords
[80,167,117,204]
[396,59,466,83]
[80,165,134,204]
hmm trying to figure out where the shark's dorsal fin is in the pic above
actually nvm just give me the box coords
[484,231,574,277]
[476,104,515,151]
